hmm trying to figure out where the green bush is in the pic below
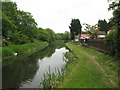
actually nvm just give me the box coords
[106,30,117,56]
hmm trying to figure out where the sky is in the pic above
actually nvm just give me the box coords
[11,0,113,33]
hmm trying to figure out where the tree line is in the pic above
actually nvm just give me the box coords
[69,0,120,58]
[2,1,70,46]
[2,0,120,58]
[69,18,113,40]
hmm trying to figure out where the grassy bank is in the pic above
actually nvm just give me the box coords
[59,42,118,88]
[49,40,65,46]
[2,41,49,58]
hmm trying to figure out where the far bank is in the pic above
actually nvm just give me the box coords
[2,41,49,59]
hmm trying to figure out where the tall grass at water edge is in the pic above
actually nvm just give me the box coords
[41,51,77,89]
[41,67,66,89]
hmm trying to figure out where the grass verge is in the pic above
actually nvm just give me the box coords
[2,41,49,58]
[59,42,118,88]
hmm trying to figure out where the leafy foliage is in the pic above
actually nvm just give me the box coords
[98,19,109,33]
[2,1,70,46]
[62,31,70,41]
[108,0,120,58]
[55,31,70,41]
[83,23,99,39]
[106,30,117,56]
[69,19,82,40]
[2,2,37,45]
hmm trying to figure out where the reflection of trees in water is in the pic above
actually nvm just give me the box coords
[2,43,65,88]
[56,44,65,49]
[30,43,65,59]
[29,46,56,59]
[2,57,39,88]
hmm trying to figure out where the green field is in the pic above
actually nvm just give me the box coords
[59,42,118,88]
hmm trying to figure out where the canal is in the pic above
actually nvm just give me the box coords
[2,44,69,88]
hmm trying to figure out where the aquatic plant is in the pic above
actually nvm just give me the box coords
[41,66,66,89]
[64,51,78,64]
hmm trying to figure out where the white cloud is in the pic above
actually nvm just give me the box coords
[12,0,112,33]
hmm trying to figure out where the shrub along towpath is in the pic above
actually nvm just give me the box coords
[59,42,118,88]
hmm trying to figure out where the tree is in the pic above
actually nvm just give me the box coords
[83,23,99,39]
[36,28,49,42]
[108,18,114,30]
[2,1,38,45]
[36,28,56,43]
[63,31,70,41]
[108,0,120,58]
[69,19,82,40]
[45,28,56,43]
[55,33,64,40]
[106,30,117,56]
[2,2,18,45]
[16,10,37,42]
[98,19,109,33]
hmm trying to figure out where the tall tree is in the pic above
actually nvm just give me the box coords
[2,1,38,44]
[108,0,120,58]
[69,19,82,40]
[98,19,109,33]
[108,18,114,30]
[2,2,18,45]
[16,10,37,42]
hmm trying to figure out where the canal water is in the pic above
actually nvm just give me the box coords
[2,45,69,88]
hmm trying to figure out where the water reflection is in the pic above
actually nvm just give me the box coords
[30,44,65,59]
[2,56,39,88]
[2,44,68,88]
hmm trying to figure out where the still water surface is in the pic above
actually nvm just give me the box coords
[3,45,69,88]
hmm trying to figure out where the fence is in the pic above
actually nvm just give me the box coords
[86,39,107,53]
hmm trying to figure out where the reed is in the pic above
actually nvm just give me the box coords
[41,66,65,89]
[64,51,78,65]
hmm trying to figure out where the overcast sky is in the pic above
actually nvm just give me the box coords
[12,0,112,33]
